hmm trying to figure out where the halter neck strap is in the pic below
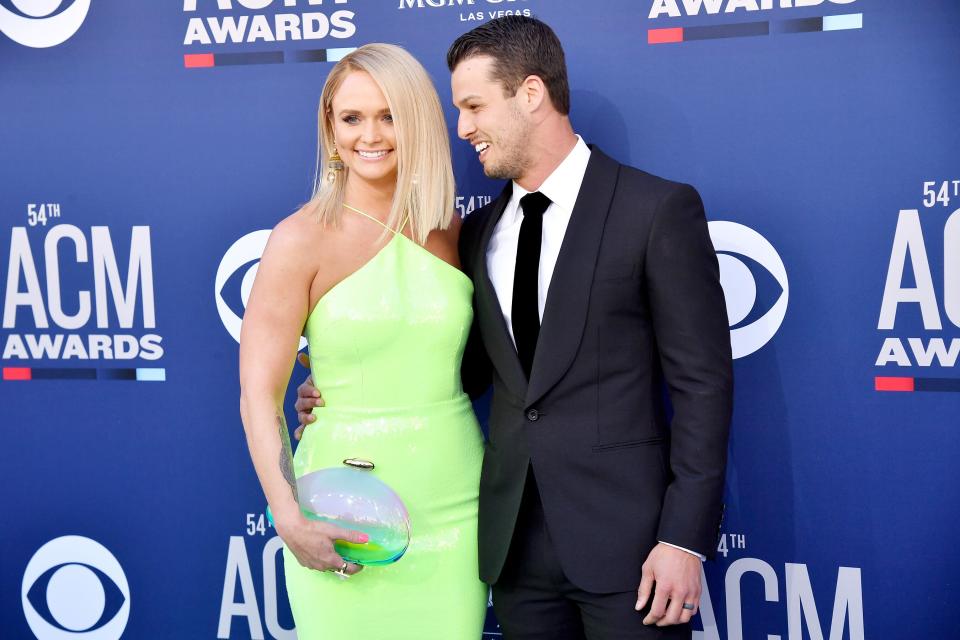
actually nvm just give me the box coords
[343,203,408,236]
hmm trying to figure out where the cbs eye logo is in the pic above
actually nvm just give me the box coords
[708,221,789,359]
[22,536,130,639]
[215,230,308,350]
[0,0,90,48]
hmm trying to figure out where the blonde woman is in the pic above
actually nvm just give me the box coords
[239,44,486,638]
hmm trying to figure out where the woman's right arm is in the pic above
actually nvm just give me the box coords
[238,216,366,574]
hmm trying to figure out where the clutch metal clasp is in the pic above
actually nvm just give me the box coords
[343,458,375,470]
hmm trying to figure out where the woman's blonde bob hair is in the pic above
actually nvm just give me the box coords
[309,43,456,245]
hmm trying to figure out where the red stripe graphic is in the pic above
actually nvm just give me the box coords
[648,28,684,44]
[3,367,32,381]
[875,376,914,392]
[184,53,215,68]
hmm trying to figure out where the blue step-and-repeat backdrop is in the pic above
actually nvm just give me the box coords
[2,1,958,638]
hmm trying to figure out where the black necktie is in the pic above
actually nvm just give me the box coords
[512,191,552,379]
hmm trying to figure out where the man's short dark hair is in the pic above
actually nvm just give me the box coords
[446,15,571,115]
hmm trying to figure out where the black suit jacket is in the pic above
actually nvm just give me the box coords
[459,147,733,593]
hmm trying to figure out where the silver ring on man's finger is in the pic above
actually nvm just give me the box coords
[682,603,696,611]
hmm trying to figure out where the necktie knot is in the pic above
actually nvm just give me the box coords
[519,191,551,219]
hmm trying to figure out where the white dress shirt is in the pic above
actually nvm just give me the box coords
[484,135,706,562]
[486,136,591,343]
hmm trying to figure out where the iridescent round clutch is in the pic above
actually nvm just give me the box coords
[269,459,410,566]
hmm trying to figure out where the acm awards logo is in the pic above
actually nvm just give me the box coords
[875,198,960,377]
[646,0,862,45]
[696,558,864,640]
[648,0,857,19]
[22,536,130,639]
[709,221,788,359]
[2,221,163,363]
[218,535,294,639]
[182,0,357,46]
[0,0,90,48]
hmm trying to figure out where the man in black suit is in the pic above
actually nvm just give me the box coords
[298,16,732,639]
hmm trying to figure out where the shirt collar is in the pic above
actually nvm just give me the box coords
[508,135,591,218]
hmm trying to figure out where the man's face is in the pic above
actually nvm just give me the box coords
[451,55,531,181]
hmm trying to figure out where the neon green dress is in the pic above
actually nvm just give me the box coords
[284,212,487,639]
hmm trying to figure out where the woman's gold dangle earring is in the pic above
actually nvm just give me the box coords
[326,146,344,183]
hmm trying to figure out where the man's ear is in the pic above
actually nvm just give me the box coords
[518,74,548,114]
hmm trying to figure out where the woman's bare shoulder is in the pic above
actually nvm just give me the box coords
[255,206,333,278]
[447,210,464,234]
[435,210,463,245]
[270,204,324,244]
[420,212,464,268]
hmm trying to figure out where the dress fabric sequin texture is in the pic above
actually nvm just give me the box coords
[284,227,487,639]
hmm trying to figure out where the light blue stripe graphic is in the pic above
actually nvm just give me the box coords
[327,48,357,62]
[823,13,862,31]
[136,368,166,382]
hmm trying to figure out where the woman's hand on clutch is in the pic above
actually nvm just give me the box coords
[294,352,324,440]
[276,513,367,575]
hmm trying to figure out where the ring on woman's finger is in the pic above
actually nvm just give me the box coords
[333,561,351,579]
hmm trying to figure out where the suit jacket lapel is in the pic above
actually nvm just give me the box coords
[526,147,620,407]
[473,182,528,397]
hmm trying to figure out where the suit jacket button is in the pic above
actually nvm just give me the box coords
[526,409,540,422]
